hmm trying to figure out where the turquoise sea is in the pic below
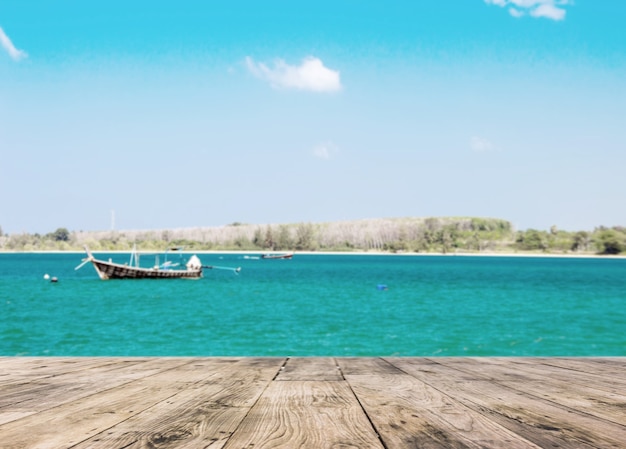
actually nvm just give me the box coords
[1,252,625,356]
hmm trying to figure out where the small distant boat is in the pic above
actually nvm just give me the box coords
[261,252,294,260]
[76,246,240,280]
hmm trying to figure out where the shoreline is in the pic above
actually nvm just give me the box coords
[2,249,625,259]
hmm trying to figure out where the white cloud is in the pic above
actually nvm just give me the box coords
[530,3,566,20]
[0,26,27,61]
[470,136,497,153]
[246,56,341,92]
[484,0,571,21]
[312,141,338,160]
[510,0,545,6]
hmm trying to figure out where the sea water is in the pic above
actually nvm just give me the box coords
[1,252,625,356]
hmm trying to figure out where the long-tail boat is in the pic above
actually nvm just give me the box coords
[76,246,240,279]
[261,252,294,260]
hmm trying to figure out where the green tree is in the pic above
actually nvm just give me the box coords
[437,225,458,253]
[571,231,590,252]
[275,225,293,250]
[516,229,548,251]
[594,229,625,255]
[51,227,70,242]
[233,235,253,249]
[295,222,315,250]
[252,227,264,248]
[470,218,490,232]
[470,231,481,251]
[264,225,275,250]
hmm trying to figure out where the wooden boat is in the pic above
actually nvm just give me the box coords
[76,246,240,280]
[261,252,293,260]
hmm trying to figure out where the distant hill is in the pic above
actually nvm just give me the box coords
[1,217,624,254]
[66,216,513,253]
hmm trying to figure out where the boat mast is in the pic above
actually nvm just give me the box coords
[129,243,138,267]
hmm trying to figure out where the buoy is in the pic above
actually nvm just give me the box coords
[43,274,50,280]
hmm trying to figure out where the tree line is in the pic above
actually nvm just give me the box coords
[0,217,624,255]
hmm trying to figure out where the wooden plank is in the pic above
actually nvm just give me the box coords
[337,357,400,376]
[0,358,241,448]
[515,357,626,384]
[0,358,183,405]
[451,357,626,396]
[538,357,626,377]
[0,378,181,447]
[443,357,626,380]
[340,358,541,449]
[224,380,383,448]
[275,357,342,381]
[389,358,626,449]
[435,358,626,425]
[0,357,129,386]
[0,358,194,425]
[71,358,285,449]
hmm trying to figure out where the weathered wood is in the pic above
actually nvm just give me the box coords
[275,357,343,381]
[1,357,625,448]
[436,357,626,425]
[506,357,626,391]
[0,359,218,448]
[341,358,542,448]
[0,358,193,426]
[72,358,285,449]
[224,380,383,448]
[0,357,128,385]
[338,356,400,376]
[390,358,626,449]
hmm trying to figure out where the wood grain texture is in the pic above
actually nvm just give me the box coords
[340,358,541,449]
[1,357,625,448]
[275,357,343,381]
[390,358,626,449]
[224,380,383,449]
[72,358,285,449]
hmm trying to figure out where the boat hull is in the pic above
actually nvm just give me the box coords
[261,253,293,260]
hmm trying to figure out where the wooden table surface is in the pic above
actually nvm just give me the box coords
[1,357,625,448]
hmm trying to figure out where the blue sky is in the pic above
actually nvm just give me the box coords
[1,1,624,234]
